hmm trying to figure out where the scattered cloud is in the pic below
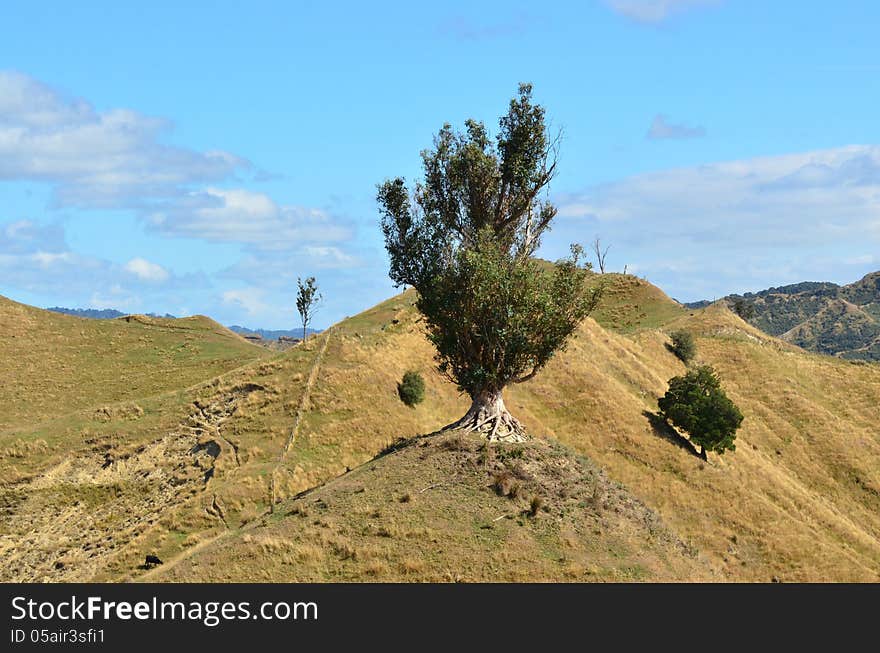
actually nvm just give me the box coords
[0,220,66,254]
[301,246,359,267]
[0,220,88,289]
[0,71,363,324]
[144,188,353,250]
[124,257,170,282]
[31,251,74,268]
[221,287,270,316]
[646,114,706,140]
[557,145,880,248]
[843,254,877,266]
[0,71,247,209]
[88,285,140,311]
[0,221,116,296]
[0,71,357,259]
[0,219,193,309]
[551,144,880,299]
[605,0,719,24]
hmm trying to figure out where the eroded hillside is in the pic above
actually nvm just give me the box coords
[149,431,712,582]
[2,276,879,582]
[0,295,267,431]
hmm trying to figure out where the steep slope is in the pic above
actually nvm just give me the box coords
[590,272,688,332]
[840,271,880,305]
[0,295,267,431]
[3,276,879,582]
[145,276,879,583]
[516,305,880,581]
[150,430,711,582]
[694,271,880,360]
[0,293,470,582]
[781,299,880,356]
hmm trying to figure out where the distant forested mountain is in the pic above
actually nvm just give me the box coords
[46,307,127,319]
[688,272,880,360]
[227,325,321,339]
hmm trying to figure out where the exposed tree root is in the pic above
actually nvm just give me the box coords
[443,391,529,443]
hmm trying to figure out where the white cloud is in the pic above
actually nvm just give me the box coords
[89,285,139,311]
[605,0,719,23]
[0,71,246,208]
[0,72,361,301]
[1,220,66,254]
[124,257,170,282]
[647,114,705,140]
[221,288,269,316]
[844,254,877,266]
[146,187,353,250]
[0,219,195,307]
[551,144,880,299]
[0,73,363,323]
[558,145,880,247]
[31,251,74,268]
[302,246,358,267]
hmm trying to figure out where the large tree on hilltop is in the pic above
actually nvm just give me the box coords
[377,84,602,442]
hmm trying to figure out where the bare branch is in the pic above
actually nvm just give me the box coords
[592,236,610,274]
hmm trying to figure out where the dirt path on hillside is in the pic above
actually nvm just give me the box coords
[269,330,332,508]
[134,331,334,581]
[134,529,232,582]
[279,329,332,461]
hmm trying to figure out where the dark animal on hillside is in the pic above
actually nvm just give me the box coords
[145,555,163,567]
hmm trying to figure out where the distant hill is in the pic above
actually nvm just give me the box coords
[0,295,267,433]
[47,307,176,319]
[45,306,321,340]
[227,325,321,340]
[688,271,880,360]
[47,306,126,319]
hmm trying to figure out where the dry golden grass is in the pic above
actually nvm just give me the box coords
[507,303,880,581]
[0,294,267,431]
[4,275,880,582]
[150,431,709,582]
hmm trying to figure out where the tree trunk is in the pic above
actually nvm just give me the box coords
[444,390,528,443]
[302,324,307,343]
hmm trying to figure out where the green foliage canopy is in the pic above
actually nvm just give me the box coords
[296,276,321,341]
[377,84,602,400]
[732,298,756,320]
[669,329,697,364]
[397,370,426,407]
[658,365,744,457]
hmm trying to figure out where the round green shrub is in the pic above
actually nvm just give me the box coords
[397,370,425,407]
[668,330,697,364]
[658,365,743,459]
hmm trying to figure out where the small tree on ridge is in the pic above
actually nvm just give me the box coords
[296,276,321,342]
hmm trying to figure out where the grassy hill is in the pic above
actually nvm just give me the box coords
[147,431,710,582]
[0,295,268,432]
[707,271,880,360]
[2,275,879,582]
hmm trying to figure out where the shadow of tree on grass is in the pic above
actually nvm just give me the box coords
[643,410,702,459]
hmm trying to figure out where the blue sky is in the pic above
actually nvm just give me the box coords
[2,0,879,328]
